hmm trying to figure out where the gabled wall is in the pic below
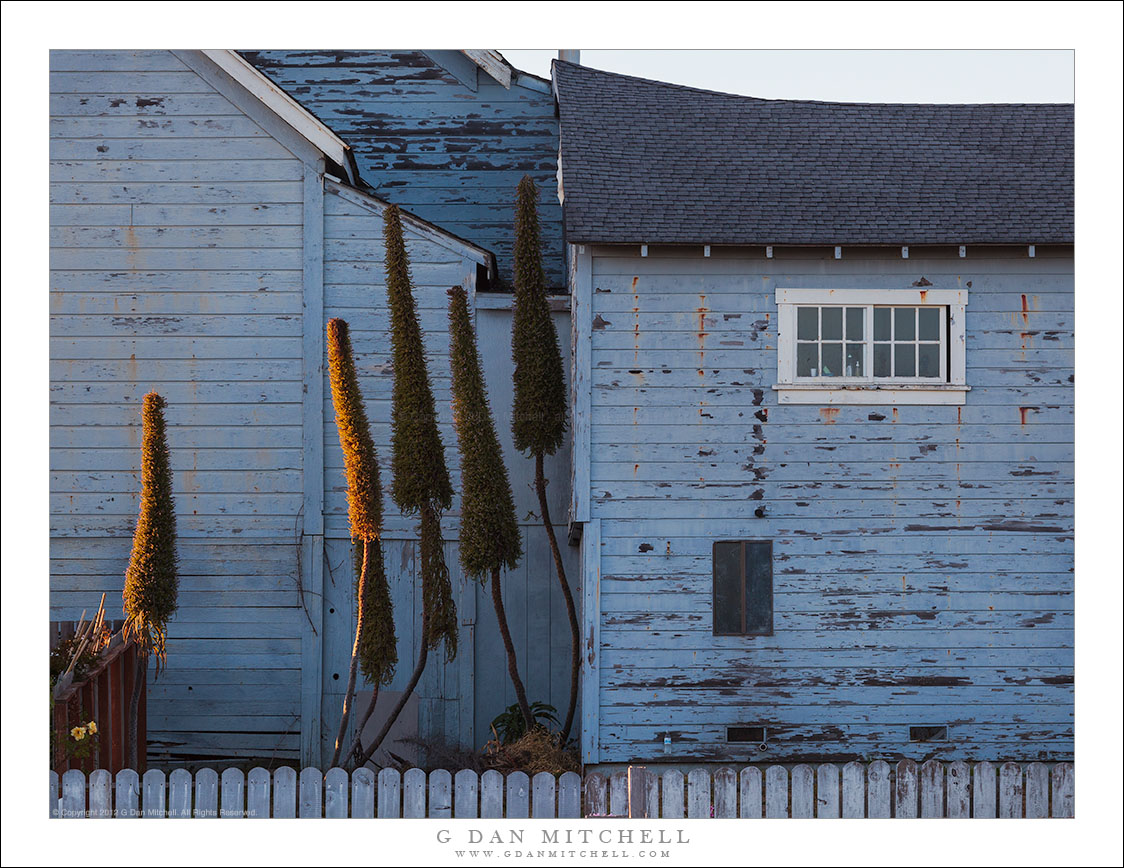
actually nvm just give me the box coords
[242,50,565,289]
[572,244,1074,766]
[49,49,577,768]
[50,49,312,763]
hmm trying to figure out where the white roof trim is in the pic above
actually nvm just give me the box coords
[460,50,512,89]
[201,50,355,182]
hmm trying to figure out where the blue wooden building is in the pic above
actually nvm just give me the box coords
[553,61,1074,767]
[49,49,575,767]
[50,49,1074,771]
[241,49,565,289]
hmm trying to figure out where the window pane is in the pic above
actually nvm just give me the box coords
[821,307,843,340]
[918,343,941,378]
[895,343,916,377]
[713,542,743,635]
[895,307,916,341]
[797,307,818,340]
[796,343,818,377]
[874,343,891,377]
[918,307,941,341]
[874,307,891,340]
[820,342,842,377]
[846,343,864,377]
[743,541,774,634]
[846,307,864,340]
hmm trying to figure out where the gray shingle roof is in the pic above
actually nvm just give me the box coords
[553,61,1074,246]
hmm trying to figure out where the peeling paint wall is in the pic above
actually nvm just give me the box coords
[49,49,310,763]
[242,50,564,289]
[580,245,1074,764]
[48,50,576,767]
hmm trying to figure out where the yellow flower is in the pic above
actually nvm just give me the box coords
[87,721,98,735]
[70,727,86,741]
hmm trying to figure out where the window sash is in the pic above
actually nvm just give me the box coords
[791,303,948,384]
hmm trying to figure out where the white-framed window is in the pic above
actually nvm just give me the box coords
[775,288,968,405]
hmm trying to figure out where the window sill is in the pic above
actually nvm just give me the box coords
[772,384,970,405]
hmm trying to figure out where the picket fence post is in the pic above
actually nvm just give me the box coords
[842,761,865,818]
[454,769,478,818]
[919,759,944,818]
[867,760,891,818]
[558,771,582,818]
[193,767,217,819]
[220,768,243,819]
[247,767,271,819]
[816,764,840,818]
[299,767,321,818]
[584,772,607,817]
[790,764,814,818]
[378,768,401,818]
[507,771,530,818]
[274,767,297,818]
[661,770,684,819]
[1051,763,1075,818]
[764,766,787,818]
[351,768,376,819]
[89,769,112,819]
[480,769,503,818]
[532,772,556,819]
[739,767,762,818]
[947,761,971,819]
[324,767,349,818]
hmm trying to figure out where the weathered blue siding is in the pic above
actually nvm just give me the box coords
[241,50,564,288]
[49,49,310,763]
[49,49,577,767]
[574,245,1074,765]
[316,180,577,759]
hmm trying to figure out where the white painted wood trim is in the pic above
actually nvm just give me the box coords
[773,384,970,405]
[460,50,512,89]
[774,287,969,395]
[776,303,796,385]
[201,50,355,182]
[949,302,968,385]
[776,287,967,306]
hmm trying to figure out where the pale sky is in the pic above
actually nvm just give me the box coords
[500,49,1074,104]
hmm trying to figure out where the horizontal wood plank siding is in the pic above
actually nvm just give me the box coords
[319,185,578,757]
[243,50,563,288]
[584,248,1074,763]
[49,50,308,763]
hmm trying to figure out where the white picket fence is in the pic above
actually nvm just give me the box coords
[49,760,1074,819]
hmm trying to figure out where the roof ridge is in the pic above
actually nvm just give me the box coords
[553,59,1074,109]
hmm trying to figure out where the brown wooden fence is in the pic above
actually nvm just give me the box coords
[51,629,146,776]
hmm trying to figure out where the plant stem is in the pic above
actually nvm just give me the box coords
[535,452,580,743]
[330,540,369,768]
[491,565,534,731]
[356,620,427,769]
[345,684,381,771]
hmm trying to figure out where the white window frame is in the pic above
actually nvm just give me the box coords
[774,287,969,405]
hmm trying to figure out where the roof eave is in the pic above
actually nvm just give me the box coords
[202,49,357,184]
